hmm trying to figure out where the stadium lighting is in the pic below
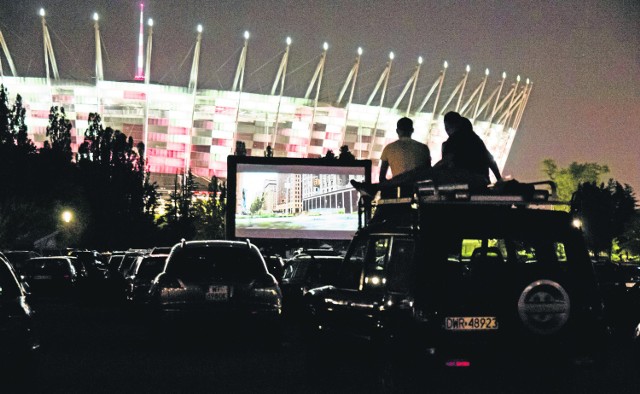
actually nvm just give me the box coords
[443,61,448,69]
[389,51,394,60]
[357,47,363,56]
[244,31,250,40]
[418,56,423,64]
[197,24,203,33]
[466,64,471,72]
[286,36,292,46]
[93,12,99,21]
[502,71,507,79]
[517,75,521,82]
[39,8,45,17]
[485,68,490,76]
[323,42,329,51]
[526,78,530,84]
[148,18,153,27]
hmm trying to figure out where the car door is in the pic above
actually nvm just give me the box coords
[316,234,392,340]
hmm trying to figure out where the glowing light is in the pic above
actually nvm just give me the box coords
[485,68,490,76]
[357,47,363,56]
[572,218,582,228]
[389,51,394,60]
[502,71,507,79]
[443,61,448,69]
[286,36,292,46]
[244,30,250,40]
[323,42,329,51]
[418,56,423,64]
[517,74,521,82]
[197,24,203,33]
[62,210,73,223]
[39,8,45,17]
[93,12,99,21]
[148,18,153,27]
[466,64,471,72]
[446,360,471,367]
[526,78,530,84]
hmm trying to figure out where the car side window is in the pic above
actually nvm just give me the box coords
[337,238,367,290]
[387,238,414,293]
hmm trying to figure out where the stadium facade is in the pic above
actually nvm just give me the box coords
[0,7,532,187]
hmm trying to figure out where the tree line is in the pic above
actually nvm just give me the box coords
[0,84,637,259]
[0,85,225,251]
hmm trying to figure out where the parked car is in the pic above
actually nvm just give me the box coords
[2,250,41,275]
[281,254,342,316]
[125,253,169,304]
[22,256,80,298]
[303,182,608,378]
[264,254,285,282]
[0,254,39,369]
[593,260,640,334]
[148,240,282,343]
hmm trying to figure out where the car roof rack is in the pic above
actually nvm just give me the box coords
[357,179,567,229]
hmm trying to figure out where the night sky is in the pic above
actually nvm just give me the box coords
[1,0,638,191]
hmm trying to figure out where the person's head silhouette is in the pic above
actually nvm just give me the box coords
[396,117,414,137]
[443,111,463,136]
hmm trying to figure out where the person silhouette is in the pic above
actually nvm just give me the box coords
[351,112,501,197]
[376,117,431,197]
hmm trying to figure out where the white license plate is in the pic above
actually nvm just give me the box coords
[444,316,498,330]
[33,275,53,280]
[205,285,229,301]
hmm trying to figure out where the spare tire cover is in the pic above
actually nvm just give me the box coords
[517,279,570,335]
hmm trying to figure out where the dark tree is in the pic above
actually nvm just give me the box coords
[571,180,637,254]
[324,149,336,159]
[45,106,73,161]
[235,141,247,156]
[338,145,356,161]
[193,176,227,240]
[161,171,197,242]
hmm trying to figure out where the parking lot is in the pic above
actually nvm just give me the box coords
[4,298,639,394]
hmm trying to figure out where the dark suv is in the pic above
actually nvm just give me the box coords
[303,182,608,372]
[147,240,283,342]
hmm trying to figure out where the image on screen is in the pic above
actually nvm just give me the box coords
[227,157,371,240]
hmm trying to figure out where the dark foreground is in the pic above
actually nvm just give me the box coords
[4,299,640,394]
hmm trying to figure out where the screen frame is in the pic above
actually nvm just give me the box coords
[226,155,371,241]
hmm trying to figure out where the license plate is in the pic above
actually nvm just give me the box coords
[33,275,52,280]
[444,316,498,330]
[205,285,229,301]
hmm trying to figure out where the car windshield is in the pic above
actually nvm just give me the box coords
[167,247,264,281]
[136,256,167,279]
[24,258,73,276]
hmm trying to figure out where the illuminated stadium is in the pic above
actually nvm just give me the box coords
[0,5,532,186]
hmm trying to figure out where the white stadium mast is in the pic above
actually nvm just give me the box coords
[40,8,59,85]
[134,3,145,81]
[0,27,18,78]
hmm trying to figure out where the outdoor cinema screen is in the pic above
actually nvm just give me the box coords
[226,156,371,240]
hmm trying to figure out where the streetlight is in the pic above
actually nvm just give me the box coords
[62,210,73,223]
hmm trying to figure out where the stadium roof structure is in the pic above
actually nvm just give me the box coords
[0,6,532,183]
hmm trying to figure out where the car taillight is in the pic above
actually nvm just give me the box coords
[251,278,281,301]
[445,360,471,367]
[63,274,71,280]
